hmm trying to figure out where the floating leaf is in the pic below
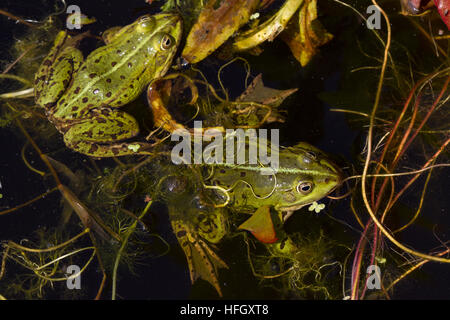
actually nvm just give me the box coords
[235,74,298,123]
[280,0,333,66]
[182,0,260,63]
[237,74,298,108]
[233,0,304,51]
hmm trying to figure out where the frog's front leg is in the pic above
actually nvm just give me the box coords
[63,109,151,157]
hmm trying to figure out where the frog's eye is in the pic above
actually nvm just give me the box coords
[306,151,317,159]
[138,15,155,31]
[297,182,313,194]
[160,34,174,50]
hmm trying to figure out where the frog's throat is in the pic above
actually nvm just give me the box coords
[62,22,177,109]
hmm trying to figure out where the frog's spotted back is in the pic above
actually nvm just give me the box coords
[34,14,182,157]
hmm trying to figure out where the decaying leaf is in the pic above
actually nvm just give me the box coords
[434,0,450,29]
[280,0,333,66]
[238,205,278,243]
[233,0,304,51]
[237,74,298,107]
[235,74,298,123]
[182,0,260,64]
[400,0,449,30]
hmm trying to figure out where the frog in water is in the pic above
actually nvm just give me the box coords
[34,13,182,157]
[205,141,342,242]
[156,140,342,296]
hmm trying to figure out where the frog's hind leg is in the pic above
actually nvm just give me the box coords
[35,31,83,109]
[63,110,151,157]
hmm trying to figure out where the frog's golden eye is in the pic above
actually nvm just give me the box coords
[297,182,313,194]
[160,34,174,50]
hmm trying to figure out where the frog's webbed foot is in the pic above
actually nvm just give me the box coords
[63,109,153,157]
[171,220,228,297]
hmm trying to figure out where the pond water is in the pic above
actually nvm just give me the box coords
[0,0,448,300]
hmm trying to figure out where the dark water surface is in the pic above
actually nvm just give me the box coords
[0,0,448,299]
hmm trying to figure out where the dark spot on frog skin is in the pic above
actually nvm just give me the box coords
[71,141,80,149]
[120,75,125,80]
[87,104,94,108]
[89,73,96,79]
[35,75,45,84]
[71,106,79,112]
[98,130,104,135]
[280,238,286,250]
[112,148,120,155]
[74,87,81,94]
[177,230,187,238]
[101,109,110,116]
[44,102,53,108]
[116,49,121,54]
[97,118,107,124]
[42,59,52,66]
[116,121,124,127]
[130,84,134,89]
[106,92,112,97]
[63,79,69,87]
[94,58,101,63]
[111,62,117,67]
[240,172,246,177]
[106,78,112,83]
[85,130,93,138]
[88,144,99,153]
[82,97,88,103]
[128,62,132,68]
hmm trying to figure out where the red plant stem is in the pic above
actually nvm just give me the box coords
[369,72,441,209]
[351,222,370,299]
[388,137,449,211]
[394,76,449,166]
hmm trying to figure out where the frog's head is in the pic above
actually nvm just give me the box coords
[127,13,182,77]
[274,142,343,212]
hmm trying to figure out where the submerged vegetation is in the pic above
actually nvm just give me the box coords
[0,0,449,299]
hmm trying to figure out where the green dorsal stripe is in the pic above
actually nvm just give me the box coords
[213,162,338,177]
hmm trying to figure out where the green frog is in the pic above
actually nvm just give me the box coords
[206,141,342,222]
[34,13,182,157]
[159,141,342,296]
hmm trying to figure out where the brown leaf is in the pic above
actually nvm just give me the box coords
[280,0,333,66]
[182,0,260,63]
